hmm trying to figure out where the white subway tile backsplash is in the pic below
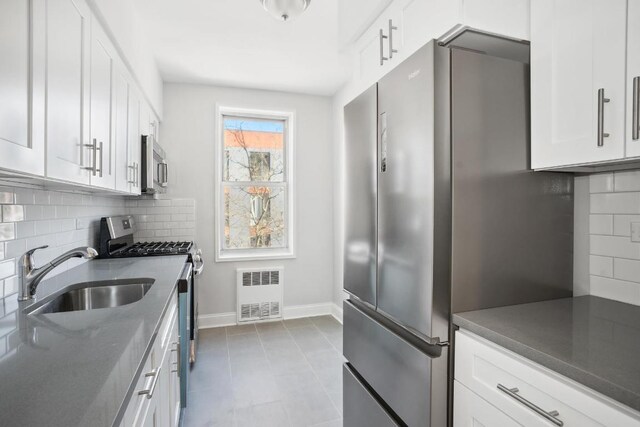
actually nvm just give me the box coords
[591,276,640,305]
[33,190,50,205]
[0,261,15,280]
[590,255,613,277]
[0,189,14,204]
[590,235,640,259]
[2,205,24,222]
[591,193,640,214]
[14,189,34,205]
[0,224,15,242]
[589,215,613,235]
[590,173,614,193]
[24,205,43,221]
[588,170,640,305]
[614,170,640,192]
[614,258,640,283]
[14,221,35,239]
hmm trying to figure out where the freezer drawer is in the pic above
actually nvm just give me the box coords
[343,300,447,426]
[343,363,400,427]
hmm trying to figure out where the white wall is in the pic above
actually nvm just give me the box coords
[160,83,335,317]
[88,0,163,118]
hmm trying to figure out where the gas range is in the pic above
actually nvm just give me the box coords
[113,241,193,257]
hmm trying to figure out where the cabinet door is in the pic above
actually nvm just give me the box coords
[114,66,130,192]
[453,381,520,427]
[89,19,116,189]
[128,87,142,194]
[627,0,640,158]
[45,0,92,185]
[531,0,627,169]
[0,0,45,176]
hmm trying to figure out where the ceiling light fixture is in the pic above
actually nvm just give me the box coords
[260,0,311,22]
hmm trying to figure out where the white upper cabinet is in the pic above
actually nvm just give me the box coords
[531,0,628,169]
[114,65,131,193]
[89,19,117,189]
[0,0,45,176]
[627,0,640,158]
[45,0,92,185]
[128,85,142,195]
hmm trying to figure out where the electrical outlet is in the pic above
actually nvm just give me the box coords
[632,222,640,242]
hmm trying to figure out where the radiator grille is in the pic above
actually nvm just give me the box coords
[237,267,283,323]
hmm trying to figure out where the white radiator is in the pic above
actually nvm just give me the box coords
[236,267,283,323]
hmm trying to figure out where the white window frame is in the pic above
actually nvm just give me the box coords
[215,105,296,262]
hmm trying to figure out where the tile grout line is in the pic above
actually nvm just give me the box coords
[225,325,240,427]
[254,321,294,427]
[282,319,342,424]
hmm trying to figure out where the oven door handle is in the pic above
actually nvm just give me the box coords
[193,251,204,275]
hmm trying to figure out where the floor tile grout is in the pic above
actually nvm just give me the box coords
[282,320,343,423]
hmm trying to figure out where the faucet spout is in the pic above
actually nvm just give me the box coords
[18,246,98,301]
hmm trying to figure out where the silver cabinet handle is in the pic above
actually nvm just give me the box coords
[135,163,139,187]
[97,141,103,178]
[379,29,388,66]
[633,77,640,141]
[497,384,563,426]
[127,164,136,184]
[138,367,161,399]
[388,19,398,59]
[597,88,610,147]
[83,138,98,175]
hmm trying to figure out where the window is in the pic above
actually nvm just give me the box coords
[216,107,294,261]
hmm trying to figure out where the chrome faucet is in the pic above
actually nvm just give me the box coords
[18,245,98,301]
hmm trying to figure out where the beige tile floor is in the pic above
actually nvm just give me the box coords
[183,316,344,427]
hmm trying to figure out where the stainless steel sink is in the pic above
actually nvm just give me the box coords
[27,278,155,315]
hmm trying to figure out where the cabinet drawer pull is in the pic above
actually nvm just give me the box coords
[138,367,161,399]
[388,19,398,59]
[633,77,640,141]
[597,88,610,147]
[379,29,388,66]
[497,383,563,426]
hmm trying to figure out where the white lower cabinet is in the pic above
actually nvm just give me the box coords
[122,294,179,427]
[454,330,640,426]
[454,380,519,427]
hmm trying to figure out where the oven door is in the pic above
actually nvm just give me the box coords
[177,263,192,408]
[190,249,204,364]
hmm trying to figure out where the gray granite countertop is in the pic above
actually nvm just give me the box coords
[0,256,187,427]
[453,296,640,412]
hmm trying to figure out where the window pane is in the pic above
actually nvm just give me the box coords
[223,116,284,182]
[223,185,286,249]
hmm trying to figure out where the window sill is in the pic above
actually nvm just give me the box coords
[215,250,296,263]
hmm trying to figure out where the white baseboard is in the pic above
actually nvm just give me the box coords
[283,302,333,319]
[198,312,236,329]
[331,302,343,324]
[198,302,342,329]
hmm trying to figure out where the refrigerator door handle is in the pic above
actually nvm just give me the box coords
[380,112,388,172]
[347,299,444,358]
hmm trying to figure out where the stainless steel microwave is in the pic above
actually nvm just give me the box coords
[141,134,168,194]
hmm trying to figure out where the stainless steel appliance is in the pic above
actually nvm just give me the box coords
[342,29,573,426]
[141,134,168,194]
[98,215,204,409]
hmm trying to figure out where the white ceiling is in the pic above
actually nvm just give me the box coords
[133,0,352,96]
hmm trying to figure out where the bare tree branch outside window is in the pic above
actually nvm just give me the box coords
[222,117,287,250]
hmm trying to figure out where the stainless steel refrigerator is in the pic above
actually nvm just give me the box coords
[342,30,574,427]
